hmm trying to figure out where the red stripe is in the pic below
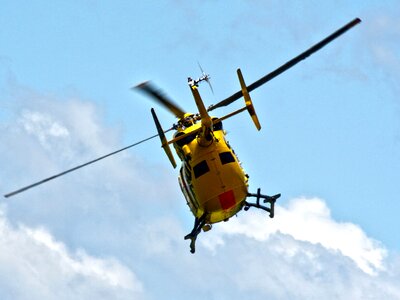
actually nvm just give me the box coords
[219,190,236,209]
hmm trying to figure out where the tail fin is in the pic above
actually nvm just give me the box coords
[190,85,213,146]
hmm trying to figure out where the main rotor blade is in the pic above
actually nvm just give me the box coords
[135,81,186,119]
[208,18,361,111]
[4,129,173,198]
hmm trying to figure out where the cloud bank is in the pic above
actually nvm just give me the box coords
[212,197,386,275]
[0,207,143,300]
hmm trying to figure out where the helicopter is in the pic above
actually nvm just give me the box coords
[4,18,361,254]
[136,71,281,253]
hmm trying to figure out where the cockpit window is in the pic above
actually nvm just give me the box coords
[219,151,235,165]
[174,132,196,147]
[193,160,210,178]
[212,118,223,131]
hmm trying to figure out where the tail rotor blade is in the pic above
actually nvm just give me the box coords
[205,77,214,95]
[198,62,214,95]
[197,61,205,76]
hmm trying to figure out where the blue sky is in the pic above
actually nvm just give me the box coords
[1,1,400,299]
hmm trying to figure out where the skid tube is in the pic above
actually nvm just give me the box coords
[244,188,281,218]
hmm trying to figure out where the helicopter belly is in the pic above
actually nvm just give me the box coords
[205,185,247,224]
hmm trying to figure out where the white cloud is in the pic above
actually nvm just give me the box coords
[18,110,70,149]
[210,197,386,275]
[0,206,143,300]
[133,212,400,300]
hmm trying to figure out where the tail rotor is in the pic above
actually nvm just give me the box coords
[197,62,214,95]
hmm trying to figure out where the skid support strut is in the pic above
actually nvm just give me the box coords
[244,188,281,218]
[184,212,208,254]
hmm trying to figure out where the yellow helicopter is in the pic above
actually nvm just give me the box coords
[136,70,280,253]
[4,18,361,254]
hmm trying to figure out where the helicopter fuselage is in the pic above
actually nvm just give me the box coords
[146,69,279,253]
[175,120,249,225]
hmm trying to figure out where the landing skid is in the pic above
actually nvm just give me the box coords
[184,189,280,254]
[184,212,208,254]
[244,188,281,218]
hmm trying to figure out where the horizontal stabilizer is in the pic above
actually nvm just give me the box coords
[237,68,261,131]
